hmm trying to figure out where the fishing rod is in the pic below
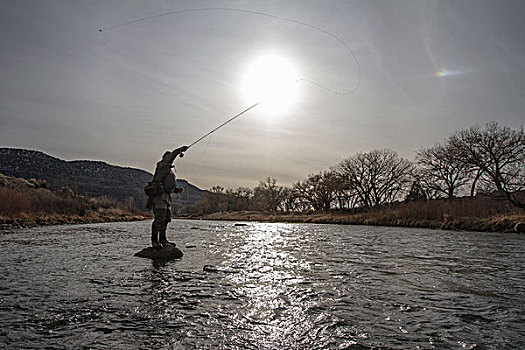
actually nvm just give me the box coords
[180,102,260,156]
[184,75,334,151]
[188,102,260,148]
[181,75,341,155]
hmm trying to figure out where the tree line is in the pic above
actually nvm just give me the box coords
[177,122,524,214]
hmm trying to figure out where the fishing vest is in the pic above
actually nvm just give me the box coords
[144,159,177,197]
[163,171,177,193]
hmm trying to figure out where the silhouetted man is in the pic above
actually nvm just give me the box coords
[147,146,188,249]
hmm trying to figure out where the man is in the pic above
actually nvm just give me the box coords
[147,145,188,249]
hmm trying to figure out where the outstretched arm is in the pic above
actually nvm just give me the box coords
[167,146,189,163]
[173,145,189,155]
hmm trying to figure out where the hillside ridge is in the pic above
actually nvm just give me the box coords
[0,148,203,209]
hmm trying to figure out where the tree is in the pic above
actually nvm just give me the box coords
[278,186,298,212]
[448,122,525,208]
[328,171,357,209]
[416,142,470,198]
[210,186,224,194]
[202,186,228,213]
[225,187,253,211]
[336,149,413,207]
[253,177,283,212]
[293,171,339,211]
[235,187,253,211]
[404,180,428,202]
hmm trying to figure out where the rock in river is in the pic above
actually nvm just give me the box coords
[134,245,183,260]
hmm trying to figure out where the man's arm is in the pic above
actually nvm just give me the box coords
[167,146,189,163]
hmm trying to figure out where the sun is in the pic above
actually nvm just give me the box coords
[241,54,299,114]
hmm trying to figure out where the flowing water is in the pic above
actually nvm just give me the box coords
[1,220,524,349]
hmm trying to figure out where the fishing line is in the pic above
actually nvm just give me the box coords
[189,133,213,173]
[180,152,189,184]
[99,7,361,95]
[99,7,363,177]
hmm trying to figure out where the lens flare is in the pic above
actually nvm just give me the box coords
[434,69,471,77]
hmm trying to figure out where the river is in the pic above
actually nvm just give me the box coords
[1,220,524,349]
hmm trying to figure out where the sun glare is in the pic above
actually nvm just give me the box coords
[241,54,299,115]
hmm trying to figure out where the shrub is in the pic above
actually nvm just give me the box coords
[0,187,34,215]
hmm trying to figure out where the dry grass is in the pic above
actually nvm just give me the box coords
[0,211,148,228]
[0,187,34,215]
[0,173,149,228]
[190,197,525,233]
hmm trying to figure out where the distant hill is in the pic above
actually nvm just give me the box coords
[0,148,204,209]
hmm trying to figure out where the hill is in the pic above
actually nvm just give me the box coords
[0,148,204,209]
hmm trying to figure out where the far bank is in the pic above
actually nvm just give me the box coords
[178,210,525,234]
[0,210,149,230]
[2,209,523,234]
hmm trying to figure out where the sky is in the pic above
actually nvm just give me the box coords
[1,0,524,190]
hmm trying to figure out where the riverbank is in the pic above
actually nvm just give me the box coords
[0,209,150,230]
[181,210,525,233]
[180,194,525,233]
[0,172,150,230]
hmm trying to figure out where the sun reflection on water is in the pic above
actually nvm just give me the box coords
[222,223,318,346]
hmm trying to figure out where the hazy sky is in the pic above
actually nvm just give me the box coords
[1,0,524,189]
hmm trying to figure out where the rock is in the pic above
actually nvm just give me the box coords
[515,222,525,233]
[203,264,218,272]
[134,245,183,260]
[203,264,240,274]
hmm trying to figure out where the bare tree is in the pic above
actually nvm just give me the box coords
[278,186,297,212]
[253,177,283,212]
[448,122,525,208]
[234,187,253,211]
[292,180,312,211]
[201,186,228,213]
[210,186,224,194]
[293,171,340,211]
[329,171,358,209]
[416,142,470,198]
[336,149,413,207]
[404,179,428,202]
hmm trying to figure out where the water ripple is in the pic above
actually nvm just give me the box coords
[1,221,524,349]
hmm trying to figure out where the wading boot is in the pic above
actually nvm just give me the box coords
[151,224,162,249]
[159,227,176,247]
